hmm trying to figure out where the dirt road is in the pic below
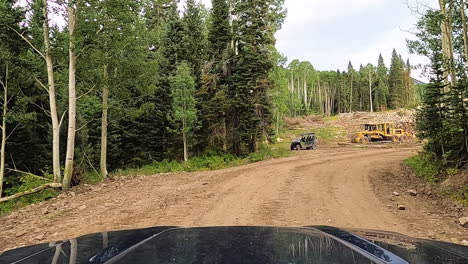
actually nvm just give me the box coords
[0,146,465,251]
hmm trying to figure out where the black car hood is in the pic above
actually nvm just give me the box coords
[1,226,467,264]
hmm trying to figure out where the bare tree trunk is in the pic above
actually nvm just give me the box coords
[0,66,8,197]
[43,0,61,183]
[63,4,78,191]
[461,0,468,64]
[222,117,227,152]
[369,71,374,112]
[349,74,353,113]
[303,73,308,113]
[100,64,109,178]
[439,0,457,88]
[183,119,188,163]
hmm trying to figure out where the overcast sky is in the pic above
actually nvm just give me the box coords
[200,0,437,80]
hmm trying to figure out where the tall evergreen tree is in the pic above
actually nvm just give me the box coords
[156,0,184,157]
[375,54,389,111]
[197,0,232,151]
[389,49,405,109]
[182,0,206,82]
[347,61,356,112]
[231,0,284,153]
[208,0,231,61]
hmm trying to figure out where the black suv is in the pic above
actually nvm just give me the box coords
[290,132,317,150]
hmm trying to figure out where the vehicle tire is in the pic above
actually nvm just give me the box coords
[361,137,370,144]
[391,135,399,143]
[295,144,301,151]
[399,135,408,143]
[311,143,317,150]
[290,144,295,151]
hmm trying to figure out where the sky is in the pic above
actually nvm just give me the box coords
[200,0,438,80]
[42,0,438,80]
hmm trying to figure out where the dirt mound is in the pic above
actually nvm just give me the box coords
[371,162,467,244]
[338,109,416,135]
[285,110,417,144]
[442,169,468,188]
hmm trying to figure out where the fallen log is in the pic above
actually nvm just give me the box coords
[0,183,62,203]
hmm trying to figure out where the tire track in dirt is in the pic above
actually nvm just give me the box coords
[2,146,454,253]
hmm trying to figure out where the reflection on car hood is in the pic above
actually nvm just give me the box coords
[1,226,467,264]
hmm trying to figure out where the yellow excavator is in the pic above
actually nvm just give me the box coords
[352,122,408,143]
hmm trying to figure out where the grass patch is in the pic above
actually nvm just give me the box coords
[0,142,292,216]
[114,144,291,177]
[322,115,340,122]
[248,144,291,162]
[314,127,347,142]
[451,186,468,205]
[0,174,58,216]
[404,154,440,184]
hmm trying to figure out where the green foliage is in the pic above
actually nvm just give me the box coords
[248,144,290,162]
[114,152,241,176]
[404,154,440,184]
[314,127,347,142]
[0,174,58,216]
[114,143,290,177]
[169,63,198,134]
[450,187,468,206]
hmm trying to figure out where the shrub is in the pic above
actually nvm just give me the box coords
[0,174,58,216]
[404,153,440,184]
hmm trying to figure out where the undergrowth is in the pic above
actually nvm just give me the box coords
[114,144,291,177]
[0,174,58,216]
[1,142,291,216]
[404,153,440,184]
[313,126,347,142]
[405,153,468,205]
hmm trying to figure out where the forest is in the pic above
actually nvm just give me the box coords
[0,0,466,206]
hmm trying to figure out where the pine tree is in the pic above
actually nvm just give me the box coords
[197,0,232,151]
[375,54,389,111]
[347,61,356,112]
[389,49,405,109]
[182,0,206,83]
[231,0,283,153]
[157,0,184,157]
[208,0,231,61]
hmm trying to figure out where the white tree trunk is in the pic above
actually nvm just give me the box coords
[303,73,308,113]
[43,0,61,183]
[461,0,468,64]
[439,0,457,87]
[349,74,353,113]
[369,71,374,112]
[100,64,109,178]
[0,66,8,197]
[183,118,188,163]
[63,4,78,190]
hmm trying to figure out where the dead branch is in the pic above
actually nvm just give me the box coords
[7,26,46,60]
[59,110,68,128]
[6,123,20,141]
[0,183,62,203]
[77,85,96,100]
[34,77,50,93]
[7,169,51,181]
